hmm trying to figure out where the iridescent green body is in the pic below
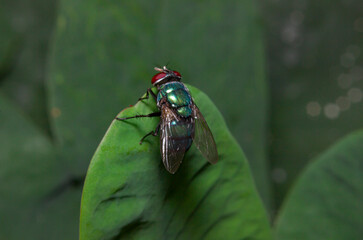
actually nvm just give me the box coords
[157,82,192,117]
[169,120,194,149]
[117,67,218,174]
[157,81,193,150]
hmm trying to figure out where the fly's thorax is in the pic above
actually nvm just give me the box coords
[157,82,193,117]
[176,106,192,117]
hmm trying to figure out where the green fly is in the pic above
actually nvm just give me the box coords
[116,66,218,174]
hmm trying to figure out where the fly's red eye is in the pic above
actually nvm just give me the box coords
[173,71,181,77]
[151,72,166,84]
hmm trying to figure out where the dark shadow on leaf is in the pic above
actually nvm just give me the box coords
[110,217,153,240]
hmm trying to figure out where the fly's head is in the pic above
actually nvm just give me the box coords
[151,66,182,87]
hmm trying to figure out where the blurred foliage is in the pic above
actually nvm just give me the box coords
[0,1,81,239]
[0,0,57,135]
[80,86,271,240]
[0,94,80,239]
[276,130,363,239]
[261,0,363,208]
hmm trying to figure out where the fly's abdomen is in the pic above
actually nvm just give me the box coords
[157,82,192,117]
[169,120,193,150]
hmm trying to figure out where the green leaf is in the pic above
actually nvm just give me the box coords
[80,85,271,240]
[49,0,270,208]
[275,130,363,240]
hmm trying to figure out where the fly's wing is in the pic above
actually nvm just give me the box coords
[160,106,189,174]
[191,104,218,164]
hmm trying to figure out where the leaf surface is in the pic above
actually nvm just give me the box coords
[275,130,363,240]
[80,85,271,240]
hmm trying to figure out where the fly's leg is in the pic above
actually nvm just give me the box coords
[138,88,157,102]
[116,88,160,144]
[116,88,159,120]
[115,112,161,121]
[139,123,160,145]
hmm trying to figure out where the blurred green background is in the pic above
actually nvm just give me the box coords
[0,0,362,239]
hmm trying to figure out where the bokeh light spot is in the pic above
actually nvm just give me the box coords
[324,103,340,119]
[337,74,352,89]
[336,96,350,111]
[306,101,321,117]
[347,88,363,103]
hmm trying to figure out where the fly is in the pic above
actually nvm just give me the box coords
[116,66,218,174]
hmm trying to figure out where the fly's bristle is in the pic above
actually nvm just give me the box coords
[154,66,170,73]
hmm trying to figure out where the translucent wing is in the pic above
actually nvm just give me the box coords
[191,104,218,164]
[160,106,193,174]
